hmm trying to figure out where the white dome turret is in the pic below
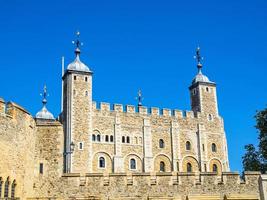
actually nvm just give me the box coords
[67,31,91,73]
[35,85,54,120]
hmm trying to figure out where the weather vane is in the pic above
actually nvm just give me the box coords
[72,31,83,55]
[40,85,48,106]
[136,89,144,107]
[194,46,204,72]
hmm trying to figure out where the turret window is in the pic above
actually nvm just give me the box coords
[206,87,209,92]
[208,114,213,121]
[110,135,114,142]
[85,77,88,82]
[159,139,165,148]
[193,88,197,95]
[187,163,192,172]
[74,75,77,80]
[186,141,191,151]
[212,143,217,152]
[122,136,125,143]
[99,157,105,168]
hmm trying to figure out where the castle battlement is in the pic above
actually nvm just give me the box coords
[61,171,260,186]
[93,101,200,119]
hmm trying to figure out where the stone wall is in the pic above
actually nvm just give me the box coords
[0,99,36,199]
[32,171,262,200]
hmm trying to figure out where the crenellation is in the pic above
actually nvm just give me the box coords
[173,110,183,118]
[92,101,97,110]
[162,108,171,116]
[0,98,5,114]
[114,104,123,112]
[138,106,147,115]
[126,105,135,113]
[185,110,194,118]
[151,107,159,116]
[100,102,111,111]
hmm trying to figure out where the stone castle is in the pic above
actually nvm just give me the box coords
[0,33,266,200]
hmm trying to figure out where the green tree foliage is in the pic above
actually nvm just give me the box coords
[242,107,267,173]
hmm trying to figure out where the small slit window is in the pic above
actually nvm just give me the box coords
[160,161,165,172]
[159,139,164,148]
[97,135,101,142]
[110,135,114,142]
[213,164,218,172]
[122,136,125,143]
[126,136,130,144]
[187,163,192,172]
[92,134,96,141]
[206,87,209,92]
[212,143,217,152]
[99,157,105,168]
[193,88,197,95]
[74,75,77,80]
[186,141,191,151]
[11,180,16,198]
[85,77,88,82]
[85,91,88,96]
[0,178,3,198]
[208,114,213,121]
[105,135,109,142]
[39,163,44,174]
[79,142,83,150]
[130,158,136,170]
[4,177,9,198]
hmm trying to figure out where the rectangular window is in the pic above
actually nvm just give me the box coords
[85,77,88,82]
[39,163,44,174]
[74,75,77,80]
[202,144,205,151]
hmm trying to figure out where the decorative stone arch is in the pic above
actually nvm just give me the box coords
[208,158,222,174]
[92,152,113,173]
[181,156,199,172]
[153,153,172,172]
[123,153,143,172]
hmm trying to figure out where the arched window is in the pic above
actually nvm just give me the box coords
[0,177,3,198]
[97,134,101,142]
[122,136,125,143]
[160,161,165,172]
[126,136,130,143]
[110,135,114,142]
[159,139,164,148]
[4,177,9,198]
[105,135,109,142]
[208,114,213,121]
[213,164,218,173]
[187,163,192,172]
[212,143,217,152]
[99,157,105,168]
[130,158,136,170]
[186,141,191,151]
[11,180,16,198]
[92,134,96,141]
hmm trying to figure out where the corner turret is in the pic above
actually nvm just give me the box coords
[189,47,218,117]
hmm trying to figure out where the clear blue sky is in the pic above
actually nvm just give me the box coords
[0,0,266,172]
